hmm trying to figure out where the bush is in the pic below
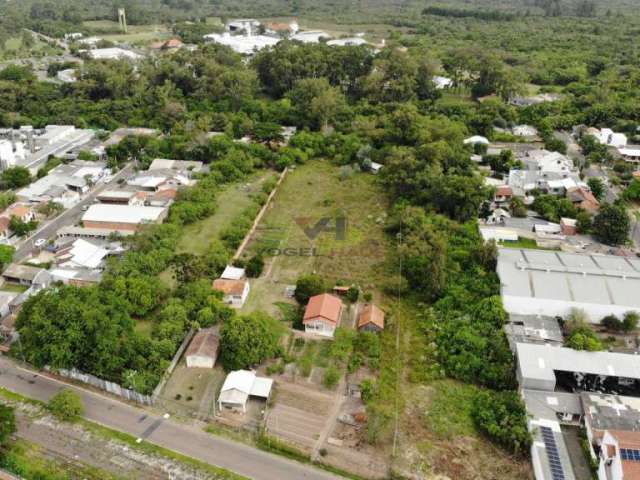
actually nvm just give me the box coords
[245,255,265,278]
[601,314,623,331]
[48,389,84,422]
[323,364,340,389]
[294,274,326,304]
[346,286,359,303]
[471,390,531,455]
[623,312,639,333]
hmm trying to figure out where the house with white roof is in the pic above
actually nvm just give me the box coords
[217,370,273,413]
[203,32,280,55]
[87,48,142,61]
[82,204,167,232]
[291,31,331,43]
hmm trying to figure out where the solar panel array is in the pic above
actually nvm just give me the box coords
[540,426,566,480]
[621,448,640,461]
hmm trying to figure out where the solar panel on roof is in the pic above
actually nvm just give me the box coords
[621,448,640,461]
[539,427,566,480]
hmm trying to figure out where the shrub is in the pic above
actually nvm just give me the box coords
[323,364,340,389]
[245,255,265,278]
[346,286,360,303]
[471,390,531,455]
[48,389,84,422]
[294,274,326,304]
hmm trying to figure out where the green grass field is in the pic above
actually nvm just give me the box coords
[177,171,276,256]
[82,20,172,44]
[242,161,389,314]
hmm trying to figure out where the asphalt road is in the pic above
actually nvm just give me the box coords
[0,357,340,480]
[14,164,134,261]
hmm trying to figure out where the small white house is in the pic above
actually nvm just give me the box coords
[217,370,273,413]
[212,278,250,308]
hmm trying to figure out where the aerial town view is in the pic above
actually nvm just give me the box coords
[0,0,639,479]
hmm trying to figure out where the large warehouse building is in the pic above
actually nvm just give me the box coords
[497,248,640,322]
[81,204,167,232]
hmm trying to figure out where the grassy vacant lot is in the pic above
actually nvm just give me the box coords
[242,161,389,314]
[82,20,172,44]
[177,171,276,256]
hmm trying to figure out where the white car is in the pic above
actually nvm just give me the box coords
[34,239,46,248]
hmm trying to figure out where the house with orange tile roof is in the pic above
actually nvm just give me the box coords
[212,278,250,308]
[358,304,384,332]
[1,203,35,223]
[303,293,342,338]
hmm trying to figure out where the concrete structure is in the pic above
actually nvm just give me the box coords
[97,190,137,204]
[463,135,489,145]
[81,204,167,231]
[619,146,640,165]
[87,48,142,61]
[513,125,538,137]
[226,19,261,34]
[560,218,577,236]
[357,304,384,332]
[2,264,48,286]
[185,328,220,368]
[56,225,133,240]
[147,159,204,173]
[504,314,564,350]
[498,248,640,321]
[212,278,250,308]
[516,343,640,392]
[291,31,331,43]
[56,69,77,83]
[220,266,246,280]
[303,293,342,338]
[218,370,273,413]
[49,267,102,286]
[203,32,280,55]
[326,37,368,47]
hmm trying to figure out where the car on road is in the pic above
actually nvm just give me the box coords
[34,239,46,248]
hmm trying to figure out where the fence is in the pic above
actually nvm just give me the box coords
[51,367,153,405]
[232,167,289,261]
[151,327,196,403]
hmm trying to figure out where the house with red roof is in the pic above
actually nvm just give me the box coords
[303,293,342,338]
[358,304,385,333]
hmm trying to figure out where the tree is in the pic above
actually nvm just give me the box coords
[587,177,605,201]
[472,390,531,455]
[509,197,527,218]
[0,404,16,447]
[623,312,639,333]
[1,167,32,189]
[592,203,629,246]
[48,389,84,422]
[295,274,326,304]
[245,255,264,278]
[576,210,593,233]
[564,309,603,351]
[220,312,283,371]
[287,78,346,130]
[0,244,14,269]
[601,314,622,331]
[9,216,38,237]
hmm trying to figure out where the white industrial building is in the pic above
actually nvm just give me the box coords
[217,370,273,413]
[0,125,94,173]
[87,48,142,61]
[516,343,640,392]
[203,32,280,55]
[326,37,368,47]
[291,30,331,43]
[497,248,640,322]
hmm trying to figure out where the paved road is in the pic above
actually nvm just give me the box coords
[0,357,340,480]
[14,164,134,261]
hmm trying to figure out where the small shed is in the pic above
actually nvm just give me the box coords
[369,162,383,174]
[217,370,273,413]
[185,328,220,368]
[358,304,385,332]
